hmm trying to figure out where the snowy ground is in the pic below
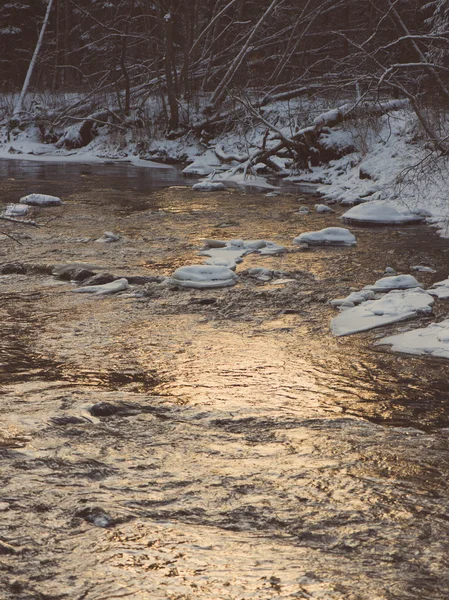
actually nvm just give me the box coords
[2,98,449,233]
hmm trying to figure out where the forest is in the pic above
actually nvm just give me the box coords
[1,0,448,150]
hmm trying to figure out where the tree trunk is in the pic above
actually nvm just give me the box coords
[14,0,55,116]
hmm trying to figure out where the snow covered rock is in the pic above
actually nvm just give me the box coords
[2,204,29,217]
[204,257,237,270]
[293,227,356,246]
[330,288,434,337]
[297,206,309,214]
[95,231,120,243]
[364,274,421,292]
[19,193,62,207]
[71,278,129,296]
[412,265,436,273]
[330,289,375,307]
[315,204,333,213]
[192,181,226,191]
[376,319,449,359]
[428,277,449,299]
[201,239,285,264]
[168,265,238,289]
[342,202,423,225]
[182,161,216,176]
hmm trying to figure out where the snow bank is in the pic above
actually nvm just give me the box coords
[168,265,238,289]
[364,274,421,292]
[71,278,129,295]
[293,227,356,246]
[19,193,62,207]
[376,320,449,359]
[331,288,434,337]
[342,202,423,225]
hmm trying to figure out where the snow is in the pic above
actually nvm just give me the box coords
[297,206,309,214]
[315,204,333,213]
[168,265,238,289]
[341,202,423,225]
[71,278,129,295]
[364,274,421,292]
[2,204,29,217]
[376,319,449,359]
[331,288,434,337]
[19,193,62,206]
[192,181,226,191]
[293,227,356,246]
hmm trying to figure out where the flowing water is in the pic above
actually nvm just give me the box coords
[1,160,449,599]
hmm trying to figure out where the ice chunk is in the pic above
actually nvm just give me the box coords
[364,274,421,292]
[168,265,238,289]
[71,278,129,296]
[293,227,356,246]
[377,319,449,359]
[19,193,62,206]
[331,288,434,337]
[342,202,423,225]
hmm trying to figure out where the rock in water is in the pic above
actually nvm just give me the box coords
[294,227,356,246]
[19,194,62,207]
[169,265,238,289]
[71,278,129,295]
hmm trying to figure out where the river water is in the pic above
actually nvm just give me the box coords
[1,160,449,599]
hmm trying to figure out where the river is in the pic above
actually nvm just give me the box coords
[1,159,449,599]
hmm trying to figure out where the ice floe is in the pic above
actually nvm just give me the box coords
[293,227,356,246]
[19,193,63,207]
[330,288,434,337]
[341,202,423,225]
[168,265,238,289]
[364,274,421,292]
[71,278,129,295]
[376,319,449,359]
